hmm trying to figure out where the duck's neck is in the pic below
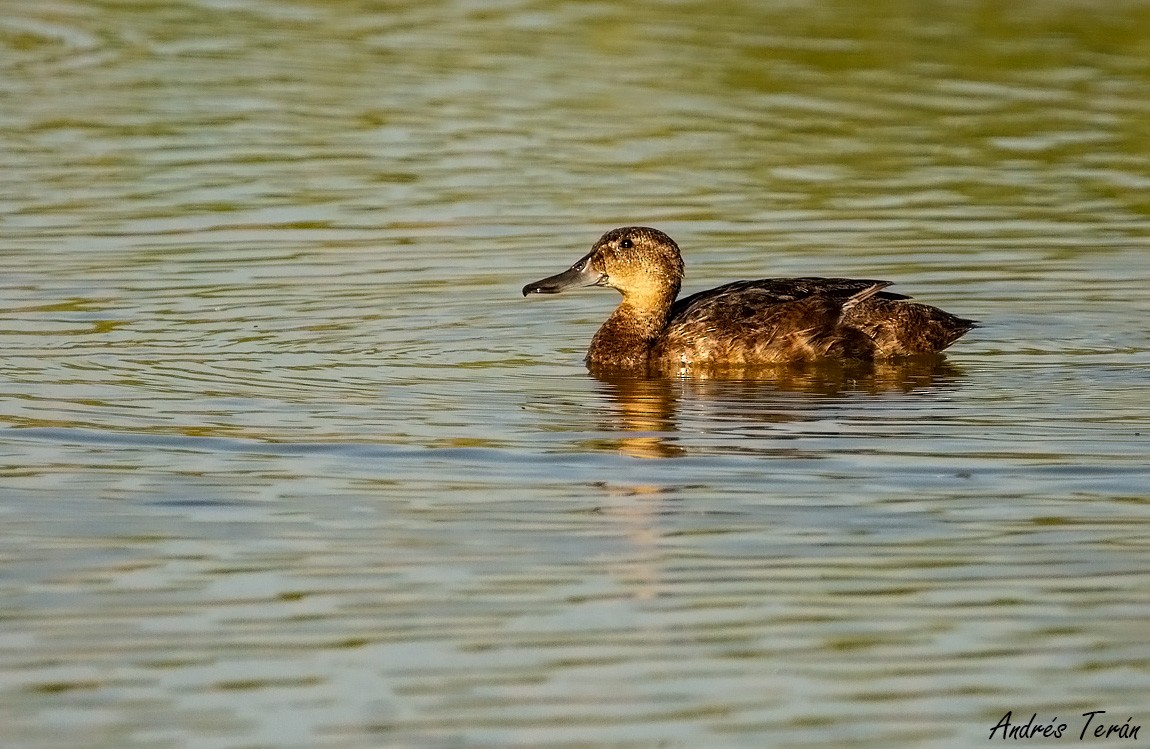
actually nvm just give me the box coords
[587,292,674,368]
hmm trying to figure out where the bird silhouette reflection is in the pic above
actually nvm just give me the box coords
[586,357,965,459]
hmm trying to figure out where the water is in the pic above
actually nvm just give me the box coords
[2,1,1149,747]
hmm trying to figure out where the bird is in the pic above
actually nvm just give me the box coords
[522,226,975,374]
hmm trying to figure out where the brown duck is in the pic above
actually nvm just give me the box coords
[523,226,975,373]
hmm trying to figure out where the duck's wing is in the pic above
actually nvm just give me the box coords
[669,277,904,320]
[657,278,894,365]
[657,277,973,365]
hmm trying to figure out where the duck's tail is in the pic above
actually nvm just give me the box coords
[844,294,977,356]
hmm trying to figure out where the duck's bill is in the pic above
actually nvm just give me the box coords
[522,255,604,295]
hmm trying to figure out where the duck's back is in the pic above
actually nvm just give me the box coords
[652,277,974,367]
[670,277,905,314]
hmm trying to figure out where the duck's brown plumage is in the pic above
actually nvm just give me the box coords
[523,226,975,374]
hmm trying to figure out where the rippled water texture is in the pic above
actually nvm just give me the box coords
[2,1,1149,747]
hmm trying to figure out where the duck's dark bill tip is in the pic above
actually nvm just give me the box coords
[522,282,561,296]
[522,261,600,296]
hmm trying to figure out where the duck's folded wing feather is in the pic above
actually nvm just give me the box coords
[669,277,904,320]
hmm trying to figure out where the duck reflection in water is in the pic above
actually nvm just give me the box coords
[589,358,965,459]
[523,226,975,376]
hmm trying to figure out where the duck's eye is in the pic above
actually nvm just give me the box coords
[619,238,633,249]
[574,259,586,271]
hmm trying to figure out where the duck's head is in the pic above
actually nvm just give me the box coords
[522,227,684,306]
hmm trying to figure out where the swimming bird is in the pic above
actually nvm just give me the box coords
[522,226,975,373]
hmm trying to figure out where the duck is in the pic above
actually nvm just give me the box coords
[522,226,975,373]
